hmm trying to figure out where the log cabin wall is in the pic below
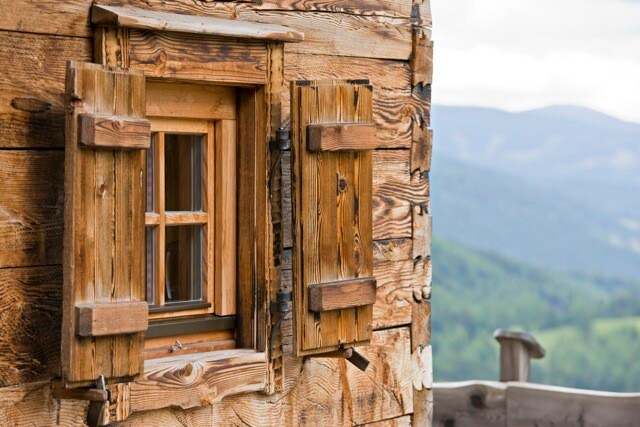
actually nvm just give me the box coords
[0,1,433,425]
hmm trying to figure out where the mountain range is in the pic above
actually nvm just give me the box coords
[431,104,640,279]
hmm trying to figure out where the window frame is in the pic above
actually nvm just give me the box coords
[142,81,242,352]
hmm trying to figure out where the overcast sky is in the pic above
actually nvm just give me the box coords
[431,0,640,122]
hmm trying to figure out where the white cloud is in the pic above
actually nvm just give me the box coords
[431,0,640,122]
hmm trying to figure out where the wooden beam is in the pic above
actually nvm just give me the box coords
[308,278,376,312]
[307,123,378,152]
[91,5,304,43]
[75,302,149,337]
[78,114,150,149]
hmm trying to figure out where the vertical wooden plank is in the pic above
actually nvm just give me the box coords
[237,89,256,349]
[255,85,268,352]
[215,119,238,315]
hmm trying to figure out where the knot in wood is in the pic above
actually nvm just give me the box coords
[179,362,194,378]
[469,393,485,409]
[98,182,107,196]
[338,177,348,192]
[113,119,125,131]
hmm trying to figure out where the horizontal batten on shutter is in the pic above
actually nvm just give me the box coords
[307,123,378,152]
[308,278,377,312]
[78,114,150,149]
[76,302,149,337]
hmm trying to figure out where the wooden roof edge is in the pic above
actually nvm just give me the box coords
[91,4,304,43]
[493,328,546,359]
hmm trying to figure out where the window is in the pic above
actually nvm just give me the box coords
[143,81,238,358]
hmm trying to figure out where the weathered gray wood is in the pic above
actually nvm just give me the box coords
[494,329,545,382]
[92,4,304,42]
[434,381,640,427]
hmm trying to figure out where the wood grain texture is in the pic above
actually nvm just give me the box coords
[291,81,374,356]
[254,0,413,17]
[78,114,150,149]
[116,327,413,426]
[92,4,304,42]
[130,350,266,413]
[75,302,148,337]
[410,125,432,175]
[373,150,429,240]
[0,151,64,268]
[214,120,238,316]
[62,61,147,386]
[0,381,89,426]
[146,81,236,120]
[0,31,91,148]
[433,381,507,427]
[0,266,62,387]
[283,149,429,247]
[410,29,434,87]
[0,0,414,37]
[308,278,377,312]
[359,415,412,426]
[372,257,431,329]
[412,205,432,260]
[129,30,268,85]
[307,123,378,152]
[0,3,410,60]
[283,53,415,149]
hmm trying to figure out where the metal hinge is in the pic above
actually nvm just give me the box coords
[269,290,292,360]
[268,128,290,201]
[53,375,109,427]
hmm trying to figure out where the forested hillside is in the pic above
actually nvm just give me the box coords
[432,237,640,391]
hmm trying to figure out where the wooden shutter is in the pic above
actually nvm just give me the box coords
[62,62,150,387]
[291,80,377,356]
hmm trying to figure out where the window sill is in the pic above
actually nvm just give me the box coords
[131,349,266,413]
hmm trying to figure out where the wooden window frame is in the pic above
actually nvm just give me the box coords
[89,3,300,414]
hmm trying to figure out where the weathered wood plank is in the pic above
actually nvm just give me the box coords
[146,81,236,120]
[254,0,413,17]
[0,266,62,387]
[283,53,414,148]
[359,415,412,426]
[75,302,148,337]
[117,327,413,426]
[0,151,64,268]
[130,350,266,413]
[129,30,268,85]
[0,31,91,148]
[93,4,304,42]
[373,150,429,240]
[307,123,378,152]
[0,382,88,426]
[308,278,377,312]
[283,149,428,249]
[373,257,431,329]
[78,114,150,149]
[433,381,508,427]
[0,3,410,61]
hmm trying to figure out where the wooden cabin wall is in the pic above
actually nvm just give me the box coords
[0,1,433,425]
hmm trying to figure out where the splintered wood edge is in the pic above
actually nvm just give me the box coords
[92,4,304,43]
[76,302,149,337]
[308,278,377,312]
[307,123,378,152]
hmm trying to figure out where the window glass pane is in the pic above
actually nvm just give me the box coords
[145,227,155,304]
[165,225,202,303]
[165,134,203,211]
[146,135,154,212]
